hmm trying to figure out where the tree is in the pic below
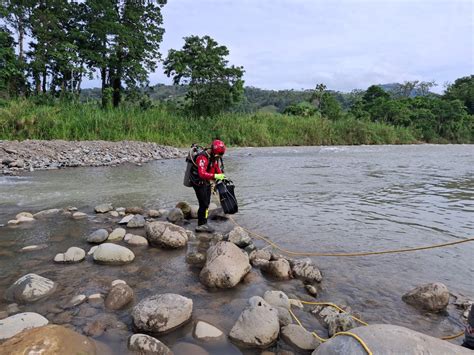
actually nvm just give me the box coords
[283,101,317,117]
[362,85,390,104]
[320,92,342,120]
[0,27,25,97]
[164,35,245,116]
[444,75,474,114]
[310,83,326,109]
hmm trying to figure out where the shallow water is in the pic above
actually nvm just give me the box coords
[1,145,473,353]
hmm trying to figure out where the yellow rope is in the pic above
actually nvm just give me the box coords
[440,331,465,340]
[228,216,474,257]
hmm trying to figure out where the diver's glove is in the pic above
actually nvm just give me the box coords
[214,173,226,181]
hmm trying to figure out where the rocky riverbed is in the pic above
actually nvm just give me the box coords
[0,201,471,354]
[0,140,185,175]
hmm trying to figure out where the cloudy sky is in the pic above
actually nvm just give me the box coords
[99,0,474,93]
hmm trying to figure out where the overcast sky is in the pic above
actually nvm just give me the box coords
[94,0,474,93]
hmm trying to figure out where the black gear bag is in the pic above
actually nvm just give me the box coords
[216,179,238,214]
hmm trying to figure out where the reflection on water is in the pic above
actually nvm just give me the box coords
[1,144,473,352]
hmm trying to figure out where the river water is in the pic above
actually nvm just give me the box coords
[0,145,473,353]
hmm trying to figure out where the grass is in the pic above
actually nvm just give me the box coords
[0,99,419,146]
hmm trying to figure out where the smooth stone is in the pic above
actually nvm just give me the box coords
[0,312,49,340]
[109,211,119,217]
[119,214,134,224]
[33,209,60,218]
[86,229,109,243]
[111,279,127,287]
[15,212,33,219]
[402,282,450,312]
[193,321,225,342]
[105,284,134,310]
[93,243,135,265]
[108,227,126,241]
[20,244,48,252]
[127,214,146,228]
[88,246,98,255]
[173,342,209,355]
[282,324,320,351]
[145,221,188,248]
[5,273,57,303]
[167,208,184,223]
[148,209,161,218]
[175,201,192,219]
[306,284,318,297]
[276,306,293,326]
[124,234,149,246]
[264,290,291,310]
[262,259,292,280]
[54,247,86,263]
[116,207,126,213]
[132,293,193,333]
[65,294,87,308]
[190,205,199,219]
[88,293,103,302]
[16,216,35,223]
[128,333,173,355]
[228,226,252,247]
[7,220,19,225]
[72,211,87,219]
[94,203,113,213]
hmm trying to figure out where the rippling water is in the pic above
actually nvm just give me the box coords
[1,144,473,353]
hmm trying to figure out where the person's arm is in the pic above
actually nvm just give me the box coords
[196,155,215,180]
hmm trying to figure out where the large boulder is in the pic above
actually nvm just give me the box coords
[86,229,109,243]
[1,324,107,354]
[282,324,320,352]
[128,334,173,355]
[229,296,280,348]
[53,247,85,263]
[227,226,252,248]
[145,221,188,248]
[92,243,135,265]
[105,284,134,310]
[199,241,251,288]
[402,282,450,312]
[5,274,57,303]
[132,293,193,333]
[0,312,48,340]
[312,324,471,355]
[292,258,322,283]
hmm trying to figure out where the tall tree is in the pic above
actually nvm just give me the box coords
[0,26,25,97]
[164,35,245,116]
[444,75,474,114]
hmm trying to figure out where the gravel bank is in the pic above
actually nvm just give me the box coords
[0,140,185,175]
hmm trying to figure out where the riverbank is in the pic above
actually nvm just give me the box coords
[0,140,184,175]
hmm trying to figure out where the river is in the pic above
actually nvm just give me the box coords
[1,144,473,353]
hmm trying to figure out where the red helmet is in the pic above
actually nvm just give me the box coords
[211,139,226,155]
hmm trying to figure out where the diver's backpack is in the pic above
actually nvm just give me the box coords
[183,144,204,187]
[216,179,238,214]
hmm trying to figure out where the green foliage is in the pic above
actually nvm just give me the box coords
[0,27,25,98]
[444,75,474,114]
[363,85,390,104]
[164,35,244,116]
[283,101,317,117]
[320,92,343,120]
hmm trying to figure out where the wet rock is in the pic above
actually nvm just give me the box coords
[54,311,73,324]
[244,244,256,254]
[229,296,280,348]
[276,307,293,326]
[305,285,318,297]
[0,312,49,340]
[33,208,60,218]
[126,206,145,215]
[16,212,34,219]
[193,320,225,342]
[124,233,149,246]
[93,243,135,265]
[176,201,192,219]
[209,202,218,211]
[311,306,356,337]
[111,279,127,287]
[86,229,109,243]
[148,209,161,218]
[173,342,209,355]
[5,273,57,303]
[0,311,7,320]
[281,324,319,352]
[312,324,471,355]
[209,208,228,221]
[186,252,206,266]
[95,203,113,213]
[72,211,87,219]
[127,214,146,228]
[65,294,87,308]
[292,258,322,283]
[199,241,251,288]
[262,259,292,280]
[105,284,134,310]
[88,293,103,303]
[78,306,98,318]
[6,303,20,315]
[119,214,134,224]
[54,247,86,263]
[116,207,126,213]
[17,215,35,223]
[264,290,291,310]
[83,314,127,337]
[402,282,450,312]
[109,211,119,217]
[108,227,126,241]
[128,333,173,355]
[252,259,270,268]
[7,219,19,225]
[158,209,169,218]
[146,221,188,248]
[227,226,252,248]
[88,246,98,255]
[132,293,193,333]
[190,205,199,219]
[167,208,184,223]
[20,244,48,252]
[250,249,271,261]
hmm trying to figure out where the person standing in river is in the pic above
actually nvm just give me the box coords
[189,139,226,233]
[462,305,474,350]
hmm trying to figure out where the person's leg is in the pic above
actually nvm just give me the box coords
[462,305,474,349]
[193,184,211,226]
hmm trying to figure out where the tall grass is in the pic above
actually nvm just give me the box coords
[0,100,419,146]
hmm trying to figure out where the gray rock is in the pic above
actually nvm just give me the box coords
[6,303,20,315]
[402,282,450,312]
[145,221,188,248]
[199,241,251,288]
[105,284,134,310]
[108,227,126,241]
[33,209,60,218]
[93,243,135,265]
[128,334,173,355]
[262,259,292,280]
[186,252,206,266]
[127,214,146,228]
[167,208,184,223]
[193,321,225,342]
[282,324,319,351]
[5,274,57,303]
[292,258,322,283]
[119,214,134,224]
[125,207,145,215]
[87,246,98,255]
[94,203,113,213]
[175,201,192,219]
[86,229,109,243]
[228,226,252,247]
[312,324,471,355]
[132,293,193,333]
[148,209,161,218]
[54,247,86,263]
[72,212,87,219]
[124,233,149,246]
[64,295,87,308]
[306,285,318,297]
[0,312,49,340]
[172,342,209,355]
[326,313,356,337]
[229,296,280,348]
[20,244,48,252]
[276,306,293,326]
[264,290,291,310]
[190,205,199,219]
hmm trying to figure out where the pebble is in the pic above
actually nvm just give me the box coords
[111,280,127,287]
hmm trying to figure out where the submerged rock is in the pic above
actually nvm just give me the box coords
[108,227,126,241]
[132,293,193,333]
[20,244,48,252]
[105,284,134,310]
[15,212,33,219]
[402,282,450,312]
[86,229,109,243]
[72,211,87,219]
[33,209,61,218]
[262,259,292,280]
[54,247,86,263]
[125,206,145,215]
[92,243,135,265]
[119,214,134,224]
[124,233,149,246]
[167,208,184,223]
[199,241,251,288]
[227,226,252,247]
[128,334,173,355]
[5,273,57,303]
[145,221,188,248]
[127,214,146,228]
[193,321,225,342]
[312,324,471,355]
[94,203,113,213]
[175,201,192,219]
[282,324,319,352]
[0,312,49,340]
[292,258,322,283]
